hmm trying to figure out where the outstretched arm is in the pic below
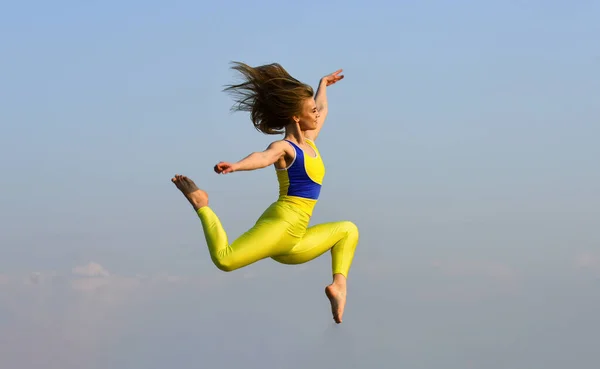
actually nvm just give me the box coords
[214,140,290,174]
[305,69,344,141]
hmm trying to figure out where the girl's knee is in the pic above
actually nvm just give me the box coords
[212,255,237,272]
[342,221,359,238]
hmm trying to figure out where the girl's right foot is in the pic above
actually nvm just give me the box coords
[171,174,209,211]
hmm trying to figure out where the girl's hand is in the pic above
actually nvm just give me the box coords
[214,162,237,174]
[321,69,344,86]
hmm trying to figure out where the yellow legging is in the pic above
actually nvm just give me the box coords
[196,200,359,277]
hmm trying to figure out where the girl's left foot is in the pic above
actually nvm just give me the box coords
[325,278,347,324]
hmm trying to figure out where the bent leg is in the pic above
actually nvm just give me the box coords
[271,220,359,278]
[197,202,305,272]
[272,220,359,324]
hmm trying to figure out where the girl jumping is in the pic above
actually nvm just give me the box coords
[172,62,359,324]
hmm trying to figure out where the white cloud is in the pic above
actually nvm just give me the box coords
[72,262,110,277]
[70,275,141,294]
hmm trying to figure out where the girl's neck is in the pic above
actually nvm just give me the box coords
[284,123,305,144]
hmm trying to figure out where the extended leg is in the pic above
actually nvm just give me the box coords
[197,206,299,271]
[172,174,300,272]
[271,220,359,323]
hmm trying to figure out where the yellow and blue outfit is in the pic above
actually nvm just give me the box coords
[196,138,359,277]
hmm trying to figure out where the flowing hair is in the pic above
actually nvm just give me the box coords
[223,62,314,134]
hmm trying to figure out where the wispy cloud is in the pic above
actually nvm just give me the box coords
[412,258,520,302]
[0,262,224,369]
[574,252,600,270]
[430,259,518,282]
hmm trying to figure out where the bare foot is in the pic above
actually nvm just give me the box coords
[325,282,347,324]
[171,174,208,211]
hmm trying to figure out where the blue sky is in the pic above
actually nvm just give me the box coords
[1,0,599,368]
